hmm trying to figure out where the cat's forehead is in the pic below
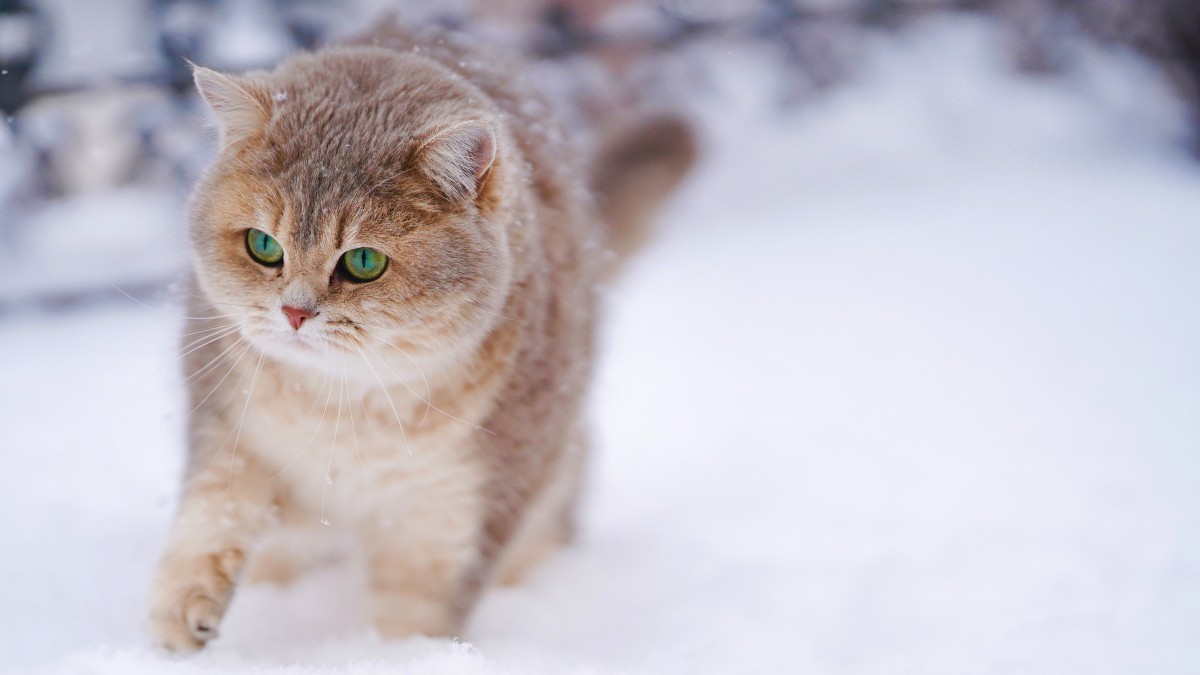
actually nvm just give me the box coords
[252,128,415,248]
[227,48,479,248]
[242,168,417,256]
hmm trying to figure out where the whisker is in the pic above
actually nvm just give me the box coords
[184,339,253,420]
[342,321,430,390]
[111,284,243,321]
[342,354,363,465]
[352,343,412,455]
[227,350,266,488]
[354,323,433,428]
[100,325,237,425]
[319,370,346,526]
[183,336,249,386]
[270,370,337,481]
[173,287,263,311]
[179,321,239,340]
[202,344,262,471]
[175,324,240,360]
[354,325,495,436]
[178,324,242,359]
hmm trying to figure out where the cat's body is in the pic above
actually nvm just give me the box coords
[148,24,693,651]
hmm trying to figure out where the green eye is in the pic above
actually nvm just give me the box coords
[246,228,283,265]
[341,247,388,282]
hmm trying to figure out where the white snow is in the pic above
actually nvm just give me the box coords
[0,187,183,304]
[2,16,1200,675]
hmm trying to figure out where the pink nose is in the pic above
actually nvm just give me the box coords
[281,305,315,331]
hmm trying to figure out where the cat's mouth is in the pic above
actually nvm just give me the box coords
[280,327,334,352]
[243,317,337,358]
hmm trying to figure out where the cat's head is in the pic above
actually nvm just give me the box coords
[188,47,517,379]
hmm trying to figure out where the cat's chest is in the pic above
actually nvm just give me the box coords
[239,374,484,520]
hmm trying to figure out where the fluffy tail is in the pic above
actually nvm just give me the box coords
[590,114,698,275]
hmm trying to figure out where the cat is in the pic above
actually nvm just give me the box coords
[147,22,695,651]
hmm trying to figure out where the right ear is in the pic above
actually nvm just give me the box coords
[416,120,498,204]
[192,65,273,149]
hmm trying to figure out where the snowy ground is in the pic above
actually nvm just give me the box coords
[3,17,1200,675]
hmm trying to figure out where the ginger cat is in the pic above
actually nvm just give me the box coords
[147,24,694,651]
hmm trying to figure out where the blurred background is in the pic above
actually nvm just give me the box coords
[2,0,1200,311]
[1,1,1199,673]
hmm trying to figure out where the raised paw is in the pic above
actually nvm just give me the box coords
[147,549,244,652]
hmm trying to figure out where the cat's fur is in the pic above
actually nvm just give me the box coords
[147,24,694,651]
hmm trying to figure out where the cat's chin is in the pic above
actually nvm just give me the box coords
[246,328,420,386]
[244,328,345,373]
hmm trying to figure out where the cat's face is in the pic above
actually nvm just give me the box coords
[188,48,513,380]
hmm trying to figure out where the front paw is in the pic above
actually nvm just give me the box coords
[148,549,244,651]
[371,594,460,640]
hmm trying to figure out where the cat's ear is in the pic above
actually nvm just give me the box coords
[192,65,272,149]
[417,120,497,204]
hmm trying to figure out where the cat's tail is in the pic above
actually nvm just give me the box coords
[590,113,698,276]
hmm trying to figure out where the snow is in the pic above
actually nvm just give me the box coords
[0,187,183,304]
[3,16,1200,675]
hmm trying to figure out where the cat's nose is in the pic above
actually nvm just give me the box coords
[281,305,316,331]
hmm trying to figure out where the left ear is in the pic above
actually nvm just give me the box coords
[416,120,497,203]
[192,65,273,150]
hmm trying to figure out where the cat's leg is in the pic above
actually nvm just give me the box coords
[492,445,584,586]
[362,476,491,639]
[491,508,571,587]
[147,454,278,651]
[245,505,340,586]
[245,530,341,586]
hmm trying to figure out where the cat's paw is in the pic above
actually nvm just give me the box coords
[147,550,243,651]
[148,590,225,651]
[371,595,460,640]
